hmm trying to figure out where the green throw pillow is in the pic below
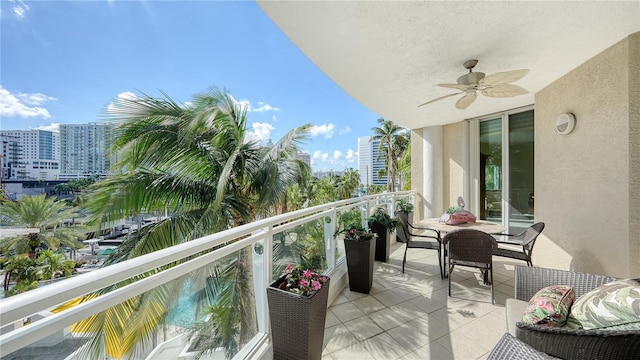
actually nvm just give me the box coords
[568,278,640,330]
[521,285,575,327]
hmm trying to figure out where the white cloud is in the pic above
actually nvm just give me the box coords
[333,151,343,159]
[233,98,280,113]
[309,123,335,138]
[234,98,252,112]
[246,122,274,142]
[253,102,280,112]
[0,86,55,119]
[272,115,277,122]
[313,150,329,161]
[106,91,139,115]
[9,0,30,19]
[36,122,60,132]
[339,126,352,135]
[345,149,357,162]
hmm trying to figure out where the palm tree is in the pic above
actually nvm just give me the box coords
[398,141,412,190]
[0,194,85,259]
[371,118,408,192]
[78,87,310,359]
[38,250,75,284]
[338,168,361,199]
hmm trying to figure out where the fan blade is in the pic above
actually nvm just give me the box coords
[437,83,471,90]
[455,92,477,110]
[482,84,529,98]
[480,69,529,85]
[417,92,461,107]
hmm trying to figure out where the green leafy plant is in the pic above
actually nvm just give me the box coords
[367,207,398,232]
[396,198,414,213]
[446,206,460,214]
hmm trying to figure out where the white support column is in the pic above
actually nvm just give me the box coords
[462,121,470,206]
[422,126,443,218]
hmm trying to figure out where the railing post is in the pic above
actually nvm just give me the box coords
[324,209,336,271]
[361,201,369,229]
[252,228,269,334]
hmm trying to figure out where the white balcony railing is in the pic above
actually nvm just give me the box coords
[0,191,414,360]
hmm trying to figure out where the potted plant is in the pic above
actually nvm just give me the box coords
[367,207,399,262]
[395,199,414,243]
[266,264,330,360]
[341,225,376,294]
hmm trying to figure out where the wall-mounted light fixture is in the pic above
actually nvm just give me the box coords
[556,113,576,135]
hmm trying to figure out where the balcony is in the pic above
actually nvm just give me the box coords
[0,191,515,360]
[321,244,513,359]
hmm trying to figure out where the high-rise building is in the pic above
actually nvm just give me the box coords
[296,151,311,168]
[59,123,114,179]
[357,136,387,187]
[0,130,59,180]
[358,136,372,186]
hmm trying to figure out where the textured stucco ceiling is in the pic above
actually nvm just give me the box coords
[258,1,640,130]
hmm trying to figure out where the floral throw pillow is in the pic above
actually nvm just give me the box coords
[567,278,640,330]
[521,285,575,327]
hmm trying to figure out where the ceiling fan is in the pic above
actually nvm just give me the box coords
[418,59,530,110]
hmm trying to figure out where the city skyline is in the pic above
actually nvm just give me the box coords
[0,1,388,172]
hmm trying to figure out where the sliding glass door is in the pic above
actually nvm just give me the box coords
[475,108,534,234]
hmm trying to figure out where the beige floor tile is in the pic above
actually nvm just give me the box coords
[325,309,341,328]
[430,307,480,331]
[386,322,433,353]
[361,332,411,360]
[352,296,386,314]
[405,314,451,341]
[323,324,359,353]
[329,302,365,323]
[408,295,446,314]
[331,294,350,306]
[401,341,454,360]
[367,307,411,331]
[372,289,405,307]
[312,246,519,360]
[389,300,430,319]
[436,329,492,360]
[343,316,384,341]
[321,353,336,360]
[329,342,375,359]
[341,288,370,301]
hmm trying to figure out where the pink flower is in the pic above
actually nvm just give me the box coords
[312,280,321,291]
[303,269,313,278]
[299,279,309,288]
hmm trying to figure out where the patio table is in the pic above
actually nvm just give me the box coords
[417,218,506,280]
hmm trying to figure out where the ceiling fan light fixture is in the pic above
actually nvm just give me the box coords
[457,72,485,86]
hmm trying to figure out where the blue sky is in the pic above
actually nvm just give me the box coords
[0,0,383,171]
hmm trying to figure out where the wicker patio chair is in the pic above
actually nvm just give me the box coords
[488,333,559,359]
[511,265,640,360]
[397,214,443,278]
[493,222,544,266]
[443,229,498,303]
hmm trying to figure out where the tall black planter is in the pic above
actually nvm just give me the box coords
[344,238,375,293]
[395,211,413,243]
[369,222,390,262]
[267,276,330,360]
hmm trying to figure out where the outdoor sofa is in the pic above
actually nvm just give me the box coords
[505,265,640,359]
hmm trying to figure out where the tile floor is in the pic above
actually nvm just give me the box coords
[322,242,524,360]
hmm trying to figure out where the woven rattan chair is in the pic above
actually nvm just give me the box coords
[397,214,443,278]
[511,265,640,360]
[488,333,559,359]
[444,229,498,303]
[493,222,544,266]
